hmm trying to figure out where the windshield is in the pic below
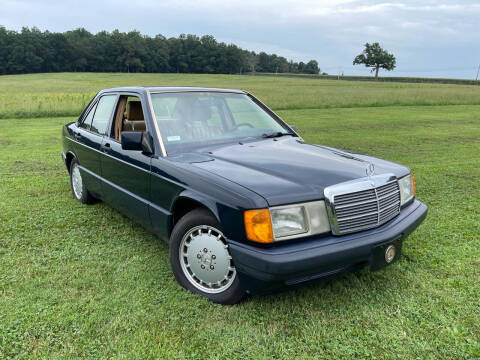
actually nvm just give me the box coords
[150,92,291,154]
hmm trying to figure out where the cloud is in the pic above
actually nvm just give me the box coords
[1,0,479,78]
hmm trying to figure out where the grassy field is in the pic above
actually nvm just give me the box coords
[2,73,480,118]
[0,73,479,359]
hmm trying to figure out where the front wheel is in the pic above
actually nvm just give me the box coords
[169,209,245,305]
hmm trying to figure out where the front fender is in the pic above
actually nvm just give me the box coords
[178,189,220,215]
[173,190,250,243]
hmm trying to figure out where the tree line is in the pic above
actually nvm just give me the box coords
[0,26,321,75]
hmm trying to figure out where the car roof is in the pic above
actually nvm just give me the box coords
[98,86,246,95]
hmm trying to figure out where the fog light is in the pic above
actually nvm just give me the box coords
[385,244,396,263]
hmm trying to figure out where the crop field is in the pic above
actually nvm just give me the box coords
[0,73,479,359]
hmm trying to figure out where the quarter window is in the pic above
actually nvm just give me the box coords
[90,95,117,135]
[79,103,97,130]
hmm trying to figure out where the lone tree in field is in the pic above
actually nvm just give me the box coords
[353,42,396,79]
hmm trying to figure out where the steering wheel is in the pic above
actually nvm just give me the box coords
[230,123,254,131]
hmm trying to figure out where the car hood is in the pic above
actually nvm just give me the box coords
[190,137,410,206]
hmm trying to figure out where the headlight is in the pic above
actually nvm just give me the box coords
[244,201,331,243]
[399,173,416,206]
[271,206,308,238]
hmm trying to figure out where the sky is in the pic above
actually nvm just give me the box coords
[2,0,479,79]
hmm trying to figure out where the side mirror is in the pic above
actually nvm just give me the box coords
[289,124,297,132]
[121,131,154,154]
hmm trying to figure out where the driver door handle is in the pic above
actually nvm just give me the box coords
[101,142,111,153]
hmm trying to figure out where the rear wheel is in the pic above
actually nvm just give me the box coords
[169,208,245,305]
[69,159,95,204]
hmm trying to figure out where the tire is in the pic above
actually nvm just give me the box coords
[69,158,96,204]
[169,208,245,305]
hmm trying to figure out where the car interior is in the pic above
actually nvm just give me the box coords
[158,98,224,141]
[154,96,228,144]
[112,95,225,144]
[112,96,146,141]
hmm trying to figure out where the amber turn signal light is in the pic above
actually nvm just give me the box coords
[411,172,416,197]
[244,209,274,244]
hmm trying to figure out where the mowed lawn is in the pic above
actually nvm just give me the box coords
[0,73,479,359]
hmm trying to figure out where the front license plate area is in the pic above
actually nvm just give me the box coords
[370,237,403,271]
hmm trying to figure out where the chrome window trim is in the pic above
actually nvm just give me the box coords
[269,200,330,241]
[148,89,244,95]
[146,89,167,157]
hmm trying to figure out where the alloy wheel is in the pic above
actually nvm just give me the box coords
[179,225,236,294]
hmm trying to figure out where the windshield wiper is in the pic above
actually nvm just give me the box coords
[261,132,292,139]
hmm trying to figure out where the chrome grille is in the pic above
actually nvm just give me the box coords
[324,174,401,235]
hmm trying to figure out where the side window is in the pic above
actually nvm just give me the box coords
[79,103,97,130]
[90,95,117,135]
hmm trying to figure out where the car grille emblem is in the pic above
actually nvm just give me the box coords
[366,163,375,185]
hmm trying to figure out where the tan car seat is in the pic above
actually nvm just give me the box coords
[124,101,146,132]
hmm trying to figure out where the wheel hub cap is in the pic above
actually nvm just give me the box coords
[179,225,236,294]
[72,165,83,199]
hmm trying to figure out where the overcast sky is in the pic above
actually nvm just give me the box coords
[2,0,479,78]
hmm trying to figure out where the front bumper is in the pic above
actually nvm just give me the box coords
[228,200,427,294]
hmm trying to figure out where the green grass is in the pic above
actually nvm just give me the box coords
[1,73,480,118]
[0,73,479,359]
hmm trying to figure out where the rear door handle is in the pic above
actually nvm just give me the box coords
[74,132,82,140]
[101,142,111,153]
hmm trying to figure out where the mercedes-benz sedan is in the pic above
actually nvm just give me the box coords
[62,87,427,304]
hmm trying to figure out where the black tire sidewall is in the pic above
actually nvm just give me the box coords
[169,208,244,305]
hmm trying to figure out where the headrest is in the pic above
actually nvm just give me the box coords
[126,101,144,120]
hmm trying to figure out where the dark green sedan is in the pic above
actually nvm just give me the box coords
[62,87,427,304]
